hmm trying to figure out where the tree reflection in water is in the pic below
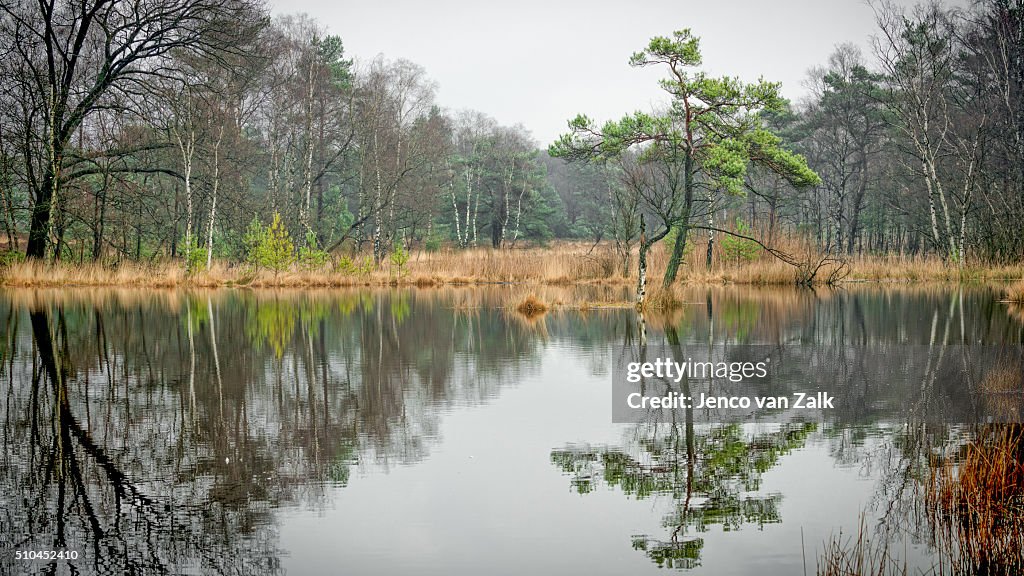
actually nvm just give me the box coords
[0,285,1019,574]
[552,285,1024,571]
[0,288,579,575]
[552,421,814,569]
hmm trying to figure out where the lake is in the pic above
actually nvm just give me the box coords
[1,285,1022,575]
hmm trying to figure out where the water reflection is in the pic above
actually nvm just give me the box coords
[552,422,815,569]
[0,287,638,574]
[0,285,1020,575]
[551,284,1023,573]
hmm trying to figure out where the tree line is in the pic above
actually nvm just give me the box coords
[552,0,1024,295]
[0,2,561,265]
[0,0,1021,279]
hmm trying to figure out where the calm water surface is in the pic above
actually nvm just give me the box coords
[0,286,1021,575]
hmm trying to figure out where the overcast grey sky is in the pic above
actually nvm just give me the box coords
[266,0,910,146]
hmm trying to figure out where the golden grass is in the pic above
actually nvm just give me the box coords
[642,284,685,310]
[849,256,1024,283]
[0,243,622,288]
[0,259,188,287]
[1004,279,1024,303]
[1,241,1022,289]
[515,294,548,318]
[819,425,1024,576]
[980,363,1024,422]
[926,425,1024,575]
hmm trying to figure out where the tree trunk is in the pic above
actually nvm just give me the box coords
[0,125,18,249]
[498,161,514,248]
[446,159,464,246]
[27,86,65,260]
[923,161,943,257]
[372,126,384,262]
[206,127,224,270]
[53,193,67,261]
[175,128,196,255]
[511,175,528,246]
[662,153,694,287]
[490,215,501,248]
[316,98,326,239]
[92,171,109,261]
[26,172,55,259]
[301,53,316,239]
[845,153,869,255]
[705,195,714,271]
[471,179,480,247]
[637,215,648,309]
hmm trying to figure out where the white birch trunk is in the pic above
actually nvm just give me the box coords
[511,173,528,245]
[301,54,317,238]
[206,126,224,270]
[446,158,463,245]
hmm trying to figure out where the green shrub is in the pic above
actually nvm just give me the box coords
[181,237,207,274]
[245,213,294,276]
[0,249,25,268]
[336,254,374,277]
[297,231,330,270]
[336,255,354,275]
[721,218,761,264]
[389,243,410,279]
[242,216,263,259]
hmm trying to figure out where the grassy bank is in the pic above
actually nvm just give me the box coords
[2,242,1023,289]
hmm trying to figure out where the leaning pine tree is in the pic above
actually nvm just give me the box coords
[550,29,820,308]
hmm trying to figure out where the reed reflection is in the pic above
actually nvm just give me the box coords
[0,285,1019,575]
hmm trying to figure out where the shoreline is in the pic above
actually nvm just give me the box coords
[2,266,1022,289]
[2,263,1023,289]
[2,245,1023,292]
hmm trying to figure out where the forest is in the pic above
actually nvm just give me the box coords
[0,0,1022,295]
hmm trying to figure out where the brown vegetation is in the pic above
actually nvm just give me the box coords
[2,242,1023,289]
[1004,279,1024,303]
[979,364,1024,422]
[819,424,1024,576]
[926,425,1024,575]
[515,294,548,318]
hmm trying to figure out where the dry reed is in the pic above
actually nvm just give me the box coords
[817,516,910,576]
[515,294,548,318]
[926,425,1024,575]
[820,422,1024,576]
[1004,279,1024,303]
[2,241,1023,289]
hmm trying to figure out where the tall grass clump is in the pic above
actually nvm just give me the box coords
[1004,279,1024,303]
[926,425,1024,575]
[817,516,909,576]
[0,259,187,287]
[820,424,1024,576]
[642,284,685,310]
[515,294,548,318]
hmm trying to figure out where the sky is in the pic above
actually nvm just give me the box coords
[266,0,916,146]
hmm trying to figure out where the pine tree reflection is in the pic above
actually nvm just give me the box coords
[553,383,812,569]
[553,318,814,570]
[0,286,1019,574]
